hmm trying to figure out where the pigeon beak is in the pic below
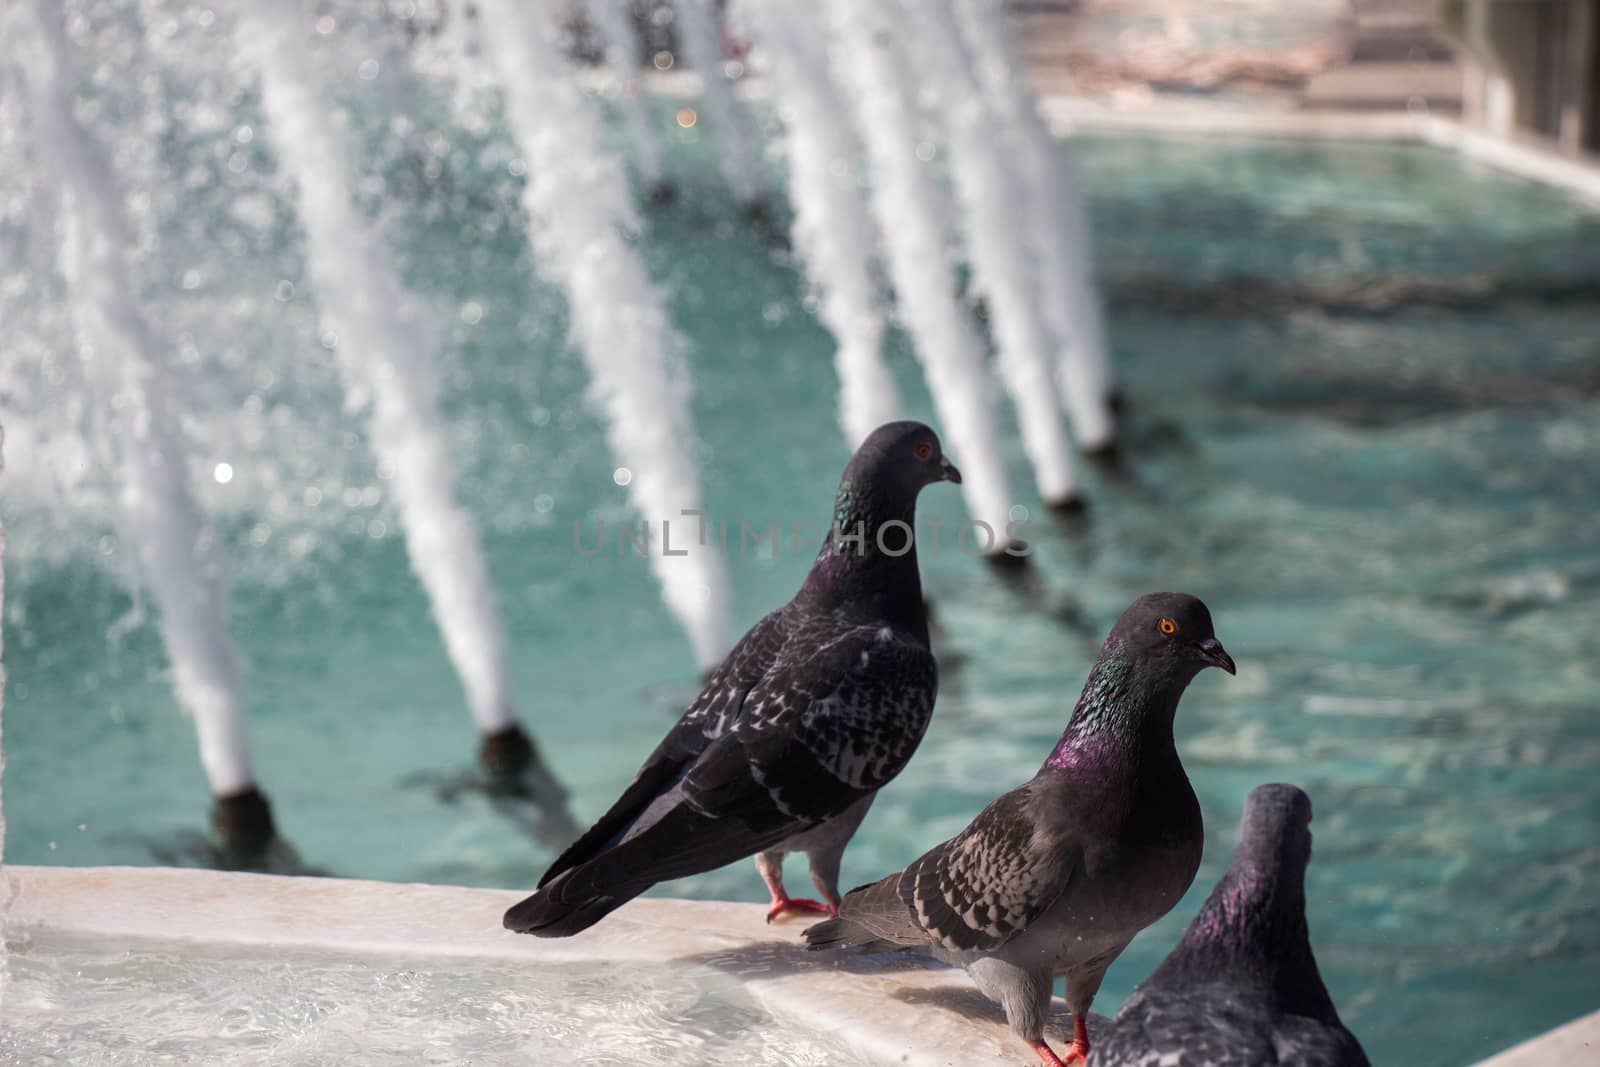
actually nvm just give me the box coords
[1196,637,1236,675]
[940,457,963,484]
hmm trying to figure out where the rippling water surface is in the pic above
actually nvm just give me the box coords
[0,932,873,1066]
[3,60,1598,1066]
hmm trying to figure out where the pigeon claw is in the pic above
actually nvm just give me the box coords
[1027,1040,1072,1067]
[765,896,834,924]
[1027,1041,1086,1067]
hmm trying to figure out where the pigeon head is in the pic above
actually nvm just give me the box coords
[798,422,959,634]
[829,421,961,548]
[1158,782,1338,1019]
[1234,782,1314,882]
[1052,593,1233,760]
[839,421,962,505]
[1109,592,1236,681]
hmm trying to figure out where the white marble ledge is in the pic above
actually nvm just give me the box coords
[1,865,1073,1067]
[3,865,1596,1066]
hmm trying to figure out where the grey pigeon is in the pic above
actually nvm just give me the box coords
[804,593,1235,1066]
[1090,784,1371,1067]
[504,421,961,936]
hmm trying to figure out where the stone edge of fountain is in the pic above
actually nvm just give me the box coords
[1,863,1028,1065]
[4,864,1595,1065]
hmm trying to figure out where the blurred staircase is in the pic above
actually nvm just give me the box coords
[1301,0,1464,112]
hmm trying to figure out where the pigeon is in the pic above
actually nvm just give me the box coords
[504,421,961,936]
[1090,784,1371,1067]
[805,593,1235,1066]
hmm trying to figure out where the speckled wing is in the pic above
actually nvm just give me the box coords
[728,620,940,811]
[535,606,794,888]
[898,782,1078,953]
[1094,989,1373,1067]
[537,616,937,895]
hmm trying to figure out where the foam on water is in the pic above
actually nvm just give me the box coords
[589,0,667,193]
[17,1,256,796]
[955,0,1117,445]
[824,0,1017,544]
[0,932,876,1066]
[476,0,732,670]
[240,6,523,739]
[741,0,900,448]
[909,2,1079,502]
[672,0,760,207]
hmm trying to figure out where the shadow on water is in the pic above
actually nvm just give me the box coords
[1107,273,1600,320]
[102,828,328,877]
[401,758,579,850]
[1235,361,1600,427]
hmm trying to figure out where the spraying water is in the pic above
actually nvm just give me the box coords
[17,1,259,805]
[741,0,900,449]
[824,0,1016,549]
[956,0,1117,449]
[474,0,732,669]
[2,427,8,872]
[588,0,671,200]
[672,0,761,207]
[908,2,1082,507]
[239,6,572,833]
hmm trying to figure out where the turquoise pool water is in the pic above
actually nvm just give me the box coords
[4,88,1600,1066]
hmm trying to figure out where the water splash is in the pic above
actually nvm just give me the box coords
[243,8,504,733]
[17,1,258,800]
[0,426,6,1009]
[238,8,573,837]
[673,0,761,207]
[911,3,1081,506]
[825,0,1016,547]
[741,0,900,448]
[588,0,669,198]
[956,0,1116,448]
[475,0,732,669]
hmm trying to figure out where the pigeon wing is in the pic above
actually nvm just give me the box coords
[899,781,1078,953]
[540,620,937,895]
[536,606,792,888]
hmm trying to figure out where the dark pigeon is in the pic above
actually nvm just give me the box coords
[504,421,961,936]
[805,594,1235,1066]
[1090,784,1371,1067]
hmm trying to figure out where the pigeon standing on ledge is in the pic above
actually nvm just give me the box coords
[504,421,961,937]
[1091,783,1371,1067]
[805,593,1235,1066]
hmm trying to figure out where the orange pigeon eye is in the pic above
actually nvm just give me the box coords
[1158,618,1177,635]
[915,443,933,460]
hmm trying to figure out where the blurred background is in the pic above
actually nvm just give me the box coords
[2,2,1598,1065]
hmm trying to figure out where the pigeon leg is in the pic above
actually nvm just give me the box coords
[755,850,831,923]
[1063,1014,1091,1062]
[1025,1016,1088,1066]
[1026,1040,1070,1067]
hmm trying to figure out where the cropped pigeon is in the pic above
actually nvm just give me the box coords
[1090,783,1371,1067]
[804,593,1235,1066]
[504,421,961,937]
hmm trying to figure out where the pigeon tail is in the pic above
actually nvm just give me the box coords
[502,880,646,937]
[800,914,902,953]
[802,870,925,952]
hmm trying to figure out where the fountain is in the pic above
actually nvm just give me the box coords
[825,0,1020,553]
[671,0,766,217]
[475,0,734,670]
[0,0,1126,880]
[588,0,674,204]
[16,0,284,868]
[956,0,1119,449]
[740,0,901,449]
[909,2,1084,512]
[239,5,575,844]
